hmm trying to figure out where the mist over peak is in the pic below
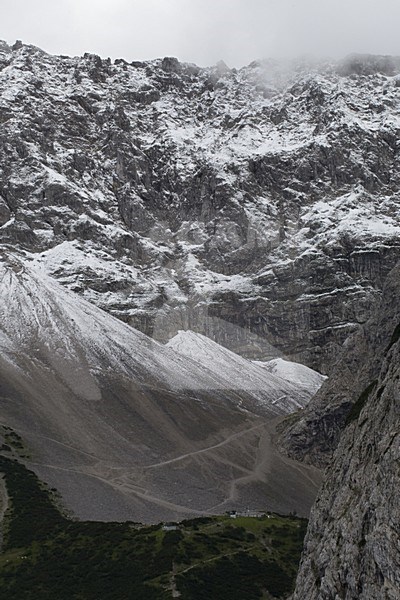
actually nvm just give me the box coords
[1,0,400,67]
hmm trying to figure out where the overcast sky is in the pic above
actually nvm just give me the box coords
[1,0,400,66]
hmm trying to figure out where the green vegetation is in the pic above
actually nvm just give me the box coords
[0,426,30,459]
[0,455,307,599]
[0,456,65,549]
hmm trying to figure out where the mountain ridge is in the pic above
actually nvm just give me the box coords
[166,329,320,412]
[1,42,400,372]
[0,42,399,594]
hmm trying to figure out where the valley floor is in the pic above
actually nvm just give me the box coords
[0,456,306,599]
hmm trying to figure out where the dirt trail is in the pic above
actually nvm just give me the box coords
[30,461,207,517]
[145,422,266,469]
[177,544,258,576]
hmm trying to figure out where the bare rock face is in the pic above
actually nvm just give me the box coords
[0,197,10,226]
[1,44,400,372]
[293,265,400,598]
[278,263,400,468]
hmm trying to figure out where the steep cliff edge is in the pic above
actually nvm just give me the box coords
[292,266,400,599]
[278,263,400,468]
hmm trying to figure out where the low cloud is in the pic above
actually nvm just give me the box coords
[1,0,400,66]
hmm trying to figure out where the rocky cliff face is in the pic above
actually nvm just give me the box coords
[278,263,400,468]
[292,264,400,599]
[1,42,400,372]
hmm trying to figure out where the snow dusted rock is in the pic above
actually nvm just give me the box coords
[0,252,322,522]
[254,358,326,396]
[167,330,314,412]
[293,263,400,599]
[0,43,400,372]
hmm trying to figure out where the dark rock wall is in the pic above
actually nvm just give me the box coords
[293,264,400,599]
[1,44,400,371]
[278,263,400,468]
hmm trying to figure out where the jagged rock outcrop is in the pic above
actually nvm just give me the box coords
[278,263,400,468]
[292,264,400,599]
[1,44,400,371]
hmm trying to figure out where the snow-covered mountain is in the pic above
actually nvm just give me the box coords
[1,42,400,373]
[253,358,326,396]
[0,252,321,522]
[2,40,400,541]
[167,330,320,411]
